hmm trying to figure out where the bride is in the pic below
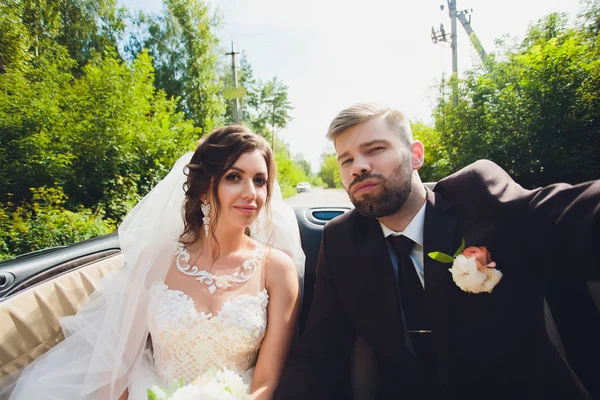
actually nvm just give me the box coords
[8,125,305,400]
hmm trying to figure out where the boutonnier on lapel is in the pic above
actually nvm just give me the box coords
[428,239,502,294]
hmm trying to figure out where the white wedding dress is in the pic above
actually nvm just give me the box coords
[127,247,269,399]
[5,153,305,400]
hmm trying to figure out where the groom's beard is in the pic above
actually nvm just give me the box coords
[349,163,412,218]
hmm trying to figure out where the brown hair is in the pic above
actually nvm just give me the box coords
[327,102,413,146]
[180,125,275,248]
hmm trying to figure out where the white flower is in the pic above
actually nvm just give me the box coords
[161,368,252,400]
[215,369,250,398]
[202,379,234,399]
[449,255,503,294]
[170,386,210,400]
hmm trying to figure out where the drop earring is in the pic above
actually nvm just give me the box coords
[201,199,210,237]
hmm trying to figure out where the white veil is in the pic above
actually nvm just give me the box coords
[6,152,305,399]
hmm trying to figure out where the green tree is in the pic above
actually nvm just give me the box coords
[0,26,75,202]
[126,0,225,133]
[245,76,293,143]
[219,53,294,151]
[55,50,198,220]
[318,153,342,188]
[0,0,130,204]
[55,0,127,71]
[411,121,451,182]
[1,0,126,72]
[0,186,114,261]
[579,0,600,38]
[294,153,313,178]
[434,10,600,188]
[0,0,306,258]
[0,1,32,73]
[275,151,310,198]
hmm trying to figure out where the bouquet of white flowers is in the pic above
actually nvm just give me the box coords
[147,368,252,400]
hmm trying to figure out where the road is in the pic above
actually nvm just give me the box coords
[284,187,353,207]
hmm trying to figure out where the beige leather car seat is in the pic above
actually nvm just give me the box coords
[0,254,124,379]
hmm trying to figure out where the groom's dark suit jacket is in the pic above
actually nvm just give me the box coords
[275,160,600,400]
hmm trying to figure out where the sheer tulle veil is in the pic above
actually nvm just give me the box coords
[5,151,305,399]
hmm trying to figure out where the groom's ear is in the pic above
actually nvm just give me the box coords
[411,140,425,171]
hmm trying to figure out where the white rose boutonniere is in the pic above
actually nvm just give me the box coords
[428,239,502,294]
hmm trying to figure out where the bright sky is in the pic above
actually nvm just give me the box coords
[121,0,583,172]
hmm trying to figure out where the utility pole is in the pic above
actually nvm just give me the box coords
[448,0,458,77]
[225,42,241,124]
[431,0,487,106]
[456,10,487,64]
[447,0,459,106]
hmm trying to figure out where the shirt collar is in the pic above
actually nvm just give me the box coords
[379,201,426,247]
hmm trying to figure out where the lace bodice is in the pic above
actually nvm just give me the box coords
[147,281,269,385]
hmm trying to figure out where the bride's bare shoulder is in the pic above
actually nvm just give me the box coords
[261,246,298,290]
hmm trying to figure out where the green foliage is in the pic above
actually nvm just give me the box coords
[427,251,455,264]
[0,0,126,73]
[0,1,32,72]
[579,0,600,38]
[0,46,199,222]
[0,186,115,261]
[244,76,293,139]
[55,50,199,220]
[0,0,302,258]
[411,121,451,182]
[54,0,127,70]
[275,151,310,198]
[427,238,465,263]
[220,53,254,126]
[454,238,466,258]
[0,1,201,256]
[126,0,226,133]
[0,208,13,260]
[318,153,342,189]
[311,176,325,188]
[0,36,76,203]
[294,154,313,178]
[434,10,600,188]
[147,377,184,400]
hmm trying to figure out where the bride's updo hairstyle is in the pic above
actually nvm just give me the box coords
[180,125,276,245]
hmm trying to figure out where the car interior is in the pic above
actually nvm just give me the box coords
[0,203,599,399]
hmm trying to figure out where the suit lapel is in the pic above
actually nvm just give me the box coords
[353,189,461,367]
[356,215,408,353]
[423,188,460,380]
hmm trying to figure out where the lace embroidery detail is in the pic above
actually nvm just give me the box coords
[148,282,268,385]
[175,243,264,294]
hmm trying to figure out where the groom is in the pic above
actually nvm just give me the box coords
[274,103,600,400]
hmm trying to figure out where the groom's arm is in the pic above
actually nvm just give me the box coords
[274,225,356,400]
[436,159,600,279]
[526,179,600,280]
[524,174,600,398]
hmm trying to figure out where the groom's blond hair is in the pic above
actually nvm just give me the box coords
[327,103,413,147]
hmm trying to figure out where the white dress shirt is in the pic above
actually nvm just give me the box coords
[379,201,427,287]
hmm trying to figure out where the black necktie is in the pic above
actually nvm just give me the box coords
[387,235,434,365]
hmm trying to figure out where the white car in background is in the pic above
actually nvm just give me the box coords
[296,182,311,193]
